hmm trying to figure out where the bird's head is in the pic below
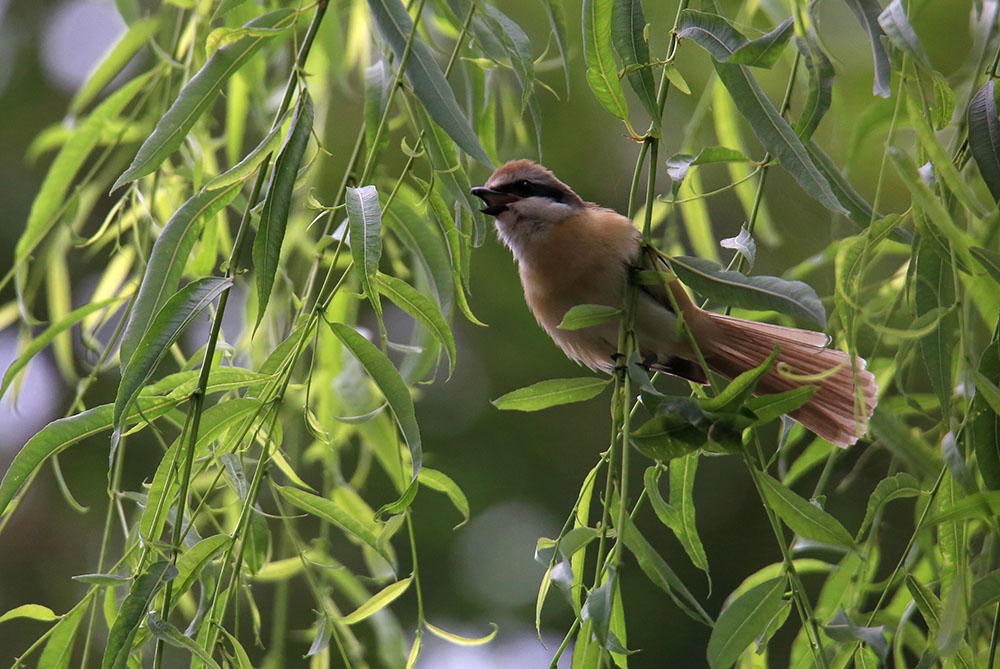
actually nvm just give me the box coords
[471,160,584,226]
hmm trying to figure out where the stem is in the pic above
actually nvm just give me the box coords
[151,3,330,666]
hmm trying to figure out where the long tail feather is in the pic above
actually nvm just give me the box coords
[699,312,878,448]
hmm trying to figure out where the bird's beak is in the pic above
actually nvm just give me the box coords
[471,187,519,217]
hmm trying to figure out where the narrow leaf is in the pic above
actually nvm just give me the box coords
[102,561,177,669]
[707,578,787,669]
[856,473,922,538]
[0,604,57,624]
[276,486,391,563]
[424,621,498,646]
[114,278,231,433]
[112,9,296,190]
[204,110,288,190]
[17,73,151,286]
[329,323,421,480]
[968,80,1000,204]
[418,468,469,528]
[611,0,659,124]
[367,0,492,165]
[492,377,611,411]
[377,273,455,374]
[253,92,313,328]
[878,0,934,73]
[757,473,855,548]
[146,613,222,668]
[557,304,622,330]
[712,61,848,215]
[119,184,240,368]
[668,255,826,326]
[1,295,125,399]
[843,0,892,96]
[583,0,630,123]
[0,399,179,517]
[619,511,713,625]
[340,577,413,624]
[69,17,159,115]
[347,185,384,322]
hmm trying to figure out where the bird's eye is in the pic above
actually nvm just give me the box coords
[518,180,531,188]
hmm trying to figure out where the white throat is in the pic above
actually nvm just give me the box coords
[493,197,577,263]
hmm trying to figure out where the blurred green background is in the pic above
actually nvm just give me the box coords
[0,0,975,665]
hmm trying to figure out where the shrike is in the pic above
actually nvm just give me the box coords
[472,160,877,448]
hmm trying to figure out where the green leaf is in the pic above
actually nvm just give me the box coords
[971,246,1000,286]
[364,60,391,162]
[971,570,1000,614]
[492,377,611,411]
[668,255,826,326]
[119,184,240,368]
[204,110,289,191]
[418,467,469,528]
[971,331,1000,490]
[583,0,630,123]
[877,0,934,74]
[869,409,942,478]
[329,323,421,480]
[347,185,384,322]
[611,0,659,125]
[582,567,616,650]
[745,386,817,425]
[114,278,232,436]
[276,485,391,563]
[39,603,86,668]
[794,33,834,140]
[111,9,297,190]
[538,0,570,93]
[677,10,793,69]
[618,511,713,626]
[630,413,707,461]
[912,235,957,411]
[16,72,151,291]
[968,81,1000,204]
[377,273,455,375]
[424,621,498,646]
[253,92,313,328]
[843,0,892,97]
[0,398,179,518]
[1,295,125,399]
[645,463,709,575]
[856,473,923,539]
[700,347,778,414]
[557,304,622,330]
[172,534,231,600]
[712,61,848,216]
[824,608,888,662]
[69,17,159,115]
[936,566,967,657]
[907,89,987,218]
[677,10,747,62]
[0,603,58,624]
[366,0,492,166]
[803,140,881,229]
[146,613,222,668]
[340,576,413,624]
[757,472,855,548]
[102,561,177,669]
[707,577,787,669]
[385,198,453,313]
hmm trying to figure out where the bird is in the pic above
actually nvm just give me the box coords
[471,159,878,448]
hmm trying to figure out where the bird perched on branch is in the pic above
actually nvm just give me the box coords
[471,160,877,448]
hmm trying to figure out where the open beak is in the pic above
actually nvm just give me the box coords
[471,187,519,217]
